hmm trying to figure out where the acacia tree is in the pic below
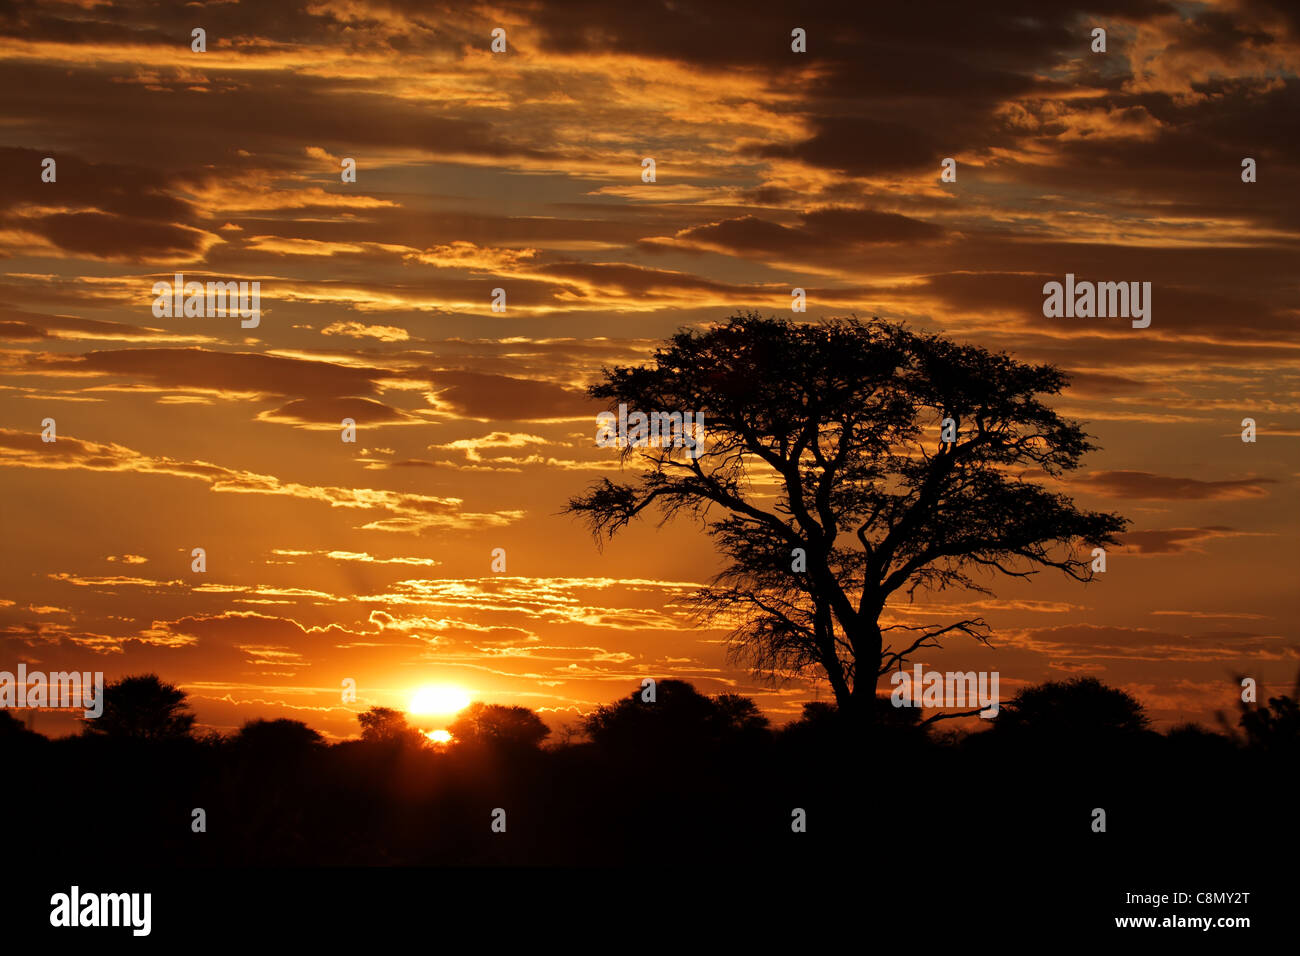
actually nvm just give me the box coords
[567,314,1127,728]
[357,706,425,746]
[991,677,1151,737]
[82,673,196,740]
[448,702,551,750]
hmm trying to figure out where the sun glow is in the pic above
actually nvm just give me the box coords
[426,729,453,744]
[409,684,471,716]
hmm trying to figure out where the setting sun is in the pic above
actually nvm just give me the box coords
[409,685,472,717]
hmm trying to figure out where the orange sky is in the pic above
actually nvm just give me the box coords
[1,0,1297,738]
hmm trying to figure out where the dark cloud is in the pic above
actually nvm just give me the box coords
[27,211,212,260]
[533,261,751,297]
[35,348,384,400]
[515,0,1175,70]
[908,255,1299,344]
[1062,371,1151,396]
[1014,622,1288,660]
[0,147,191,220]
[1009,80,1300,232]
[754,116,943,177]
[19,344,610,424]
[260,397,418,426]
[0,63,556,173]
[659,207,943,258]
[0,309,199,341]
[423,369,600,421]
[1118,526,1241,554]
[0,320,50,340]
[209,206,673,251]
[1081,471,1276,499]
[0,147,206,261]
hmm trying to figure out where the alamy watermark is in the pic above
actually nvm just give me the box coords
[0,665,103,718]
[1042,273,1151,329]
[890,665,1000,718]
[151,273,261,328]
[50,886,151,936]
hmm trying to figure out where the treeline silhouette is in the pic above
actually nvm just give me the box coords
[3,673,1295,867]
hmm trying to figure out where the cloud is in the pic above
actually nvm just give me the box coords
[22,345,603,426]
[257,397,421,427]
[434,431,549,461]
[0,427,522,534]
[320,321,410,342]
[0,147,218,261]
[423,369,599,421]
[19,211,221,261]
[1080,471,1277,499]
[753,116,944,176]
[0,321,51,340]
[1116,526,1251,554]
[270,549,439,567]
[650,207,944,261]
[1002,622,1293,664]
[0,307,217,344]
[357,576,706,633]
[34,347,384,401]
[533,261,751,298]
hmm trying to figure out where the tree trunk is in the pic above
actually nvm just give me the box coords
[846,620,884,734]
[815,604,854,711]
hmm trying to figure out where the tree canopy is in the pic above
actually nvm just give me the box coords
[582,678,770,751]
[82,673,196,740]
[447,702,551,750]
[357,706,425,747]
[991,676,1151,738]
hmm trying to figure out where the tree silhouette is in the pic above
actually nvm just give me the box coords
[1164,721,1238,760]
[991,676,1150,738]
[583,679,767,752]
[235,718,324,756]
[356,705,425,746]
[567,314,1127,727]
[5,666,1293,871]
[1221,669,1300,754]
[789,700,839,732]
[447,702,550,750]
[0,709,36,740]
[713,692,770,736]
[82,673,196,740]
